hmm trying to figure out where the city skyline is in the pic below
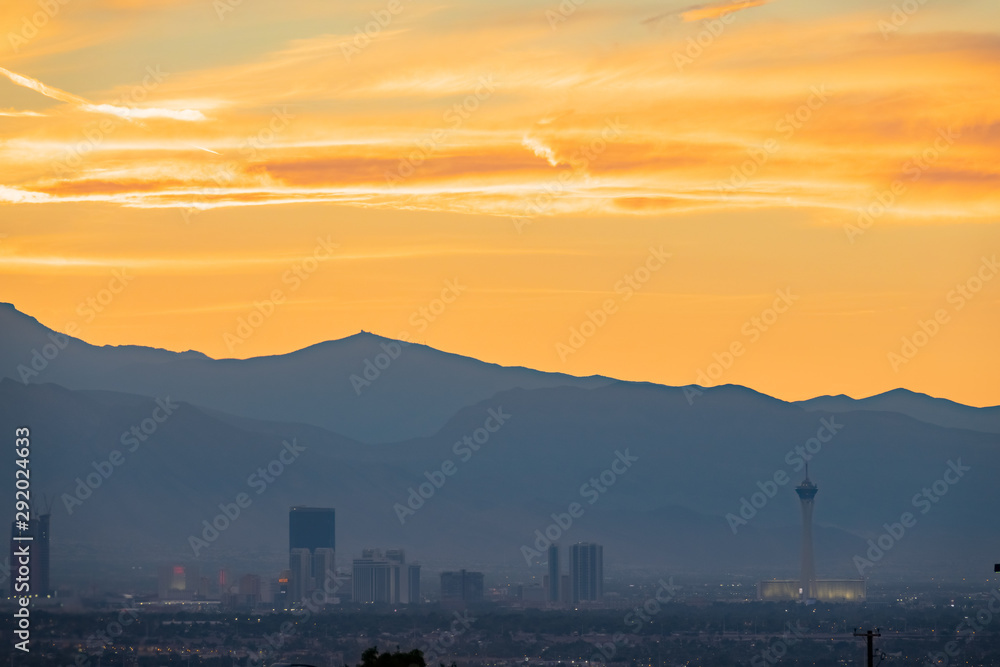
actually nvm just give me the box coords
[1,0,997,661]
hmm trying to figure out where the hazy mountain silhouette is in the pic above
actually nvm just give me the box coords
[1,377,996,584]
[2,302,994,443]
[796,388,1000,434]
[0,303,610,442]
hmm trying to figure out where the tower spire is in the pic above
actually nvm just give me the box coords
[795,465,818,602]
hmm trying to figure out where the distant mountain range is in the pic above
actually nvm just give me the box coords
[796,390,1000,435]
[1,302,997,588]
[0,303,610,443]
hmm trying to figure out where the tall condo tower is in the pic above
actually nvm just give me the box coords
[547,545,559,602]
[569,543,603,603]
[795,466,818,601]
[288,507,336,604]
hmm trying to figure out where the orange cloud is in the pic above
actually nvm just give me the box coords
[679,0,774,22]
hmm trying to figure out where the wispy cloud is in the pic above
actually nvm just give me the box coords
[79,103,207,122]
[0,109,45,117]
[680,0,774,22]
[0,66,90,105]
[643,0,774,25]
[0,66,206,122]
[0,5,997,224]
[0,185,52,204]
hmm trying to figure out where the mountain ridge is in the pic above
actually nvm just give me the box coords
[4,303,996,441]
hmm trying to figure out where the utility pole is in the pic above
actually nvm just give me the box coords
[853,628,881,667]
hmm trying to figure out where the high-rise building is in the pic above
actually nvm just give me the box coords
[157,563,200,600]
[569,543,603,603]
[353,549,396,603]
[275,569,291,608]
[440,571,462,599]
[158,565,184,599]
[351,548,417,603]
[440,569,484,603]
[312,547,336,599]
[547,545,559,602]
[560,574,571,604]
[384,548,407,601]
[9,513,49,597]
[222,573,264,610]
[240,574,262,599]
[407,564,421,604]
[289,548,312,603]
[289,506,336,551]
[288,507,335,605]
[795,466,818,601]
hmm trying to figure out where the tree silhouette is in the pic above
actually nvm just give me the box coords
[355,646,427,667]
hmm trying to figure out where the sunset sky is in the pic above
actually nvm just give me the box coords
[1,0,998,406]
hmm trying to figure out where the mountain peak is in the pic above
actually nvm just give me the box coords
[0,302,51,328]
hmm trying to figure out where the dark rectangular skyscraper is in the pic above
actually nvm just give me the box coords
[407,564,421,604]
[570,542,603,603]
[288,507,336,605]
[547,545,559,602]
[440,569,484,603]
[289,506,336,551]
